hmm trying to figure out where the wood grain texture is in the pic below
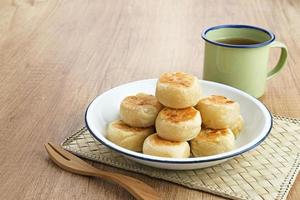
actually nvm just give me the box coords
[0,0,299,199]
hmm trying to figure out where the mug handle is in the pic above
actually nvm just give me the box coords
[267,41,288,80]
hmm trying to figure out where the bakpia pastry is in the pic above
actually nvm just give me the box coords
[195,95,240,129]
[120,93,163,127]
[107,120,154,152]
[155,107,201,142]
[155,72,201,108]
[191,128,235,156]
[143,134,190,158]
[230,115,244,137]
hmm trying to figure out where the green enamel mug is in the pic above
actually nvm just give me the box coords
[202,24,288,98]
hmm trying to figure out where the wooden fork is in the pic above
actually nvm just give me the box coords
[45,143,160,200]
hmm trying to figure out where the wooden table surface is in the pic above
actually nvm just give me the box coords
[1,0,299,199]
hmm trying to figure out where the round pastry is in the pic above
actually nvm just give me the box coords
[195,95,240,129]
[106,120,154,152]
[191,128,235,156]
[143,134,190,158]
[155,107,201,142]
[155,71,201,108]
[230,115,244,137]
[120,93,163,127]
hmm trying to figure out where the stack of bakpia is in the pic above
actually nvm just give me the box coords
[107,72,244,158]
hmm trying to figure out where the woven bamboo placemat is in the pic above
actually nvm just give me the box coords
[62,115,300,200]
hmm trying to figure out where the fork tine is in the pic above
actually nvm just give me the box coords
[45,143,72,170]
[47,143,73,159]
[47,143,94,168]
[45,143,98,175]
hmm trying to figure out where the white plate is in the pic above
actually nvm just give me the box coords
[85,79,272,170]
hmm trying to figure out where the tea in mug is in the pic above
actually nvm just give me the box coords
[216,38,260,45]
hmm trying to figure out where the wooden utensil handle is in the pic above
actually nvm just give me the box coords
[87,170,160,200]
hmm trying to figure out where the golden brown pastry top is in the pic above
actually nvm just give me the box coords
[122,93,161,109]
[159,107,198,123]
[158,72,194,87]
[195,128,230,142]
[112,120,151,132]
[149,134,182,146]
[200,95,235,105]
